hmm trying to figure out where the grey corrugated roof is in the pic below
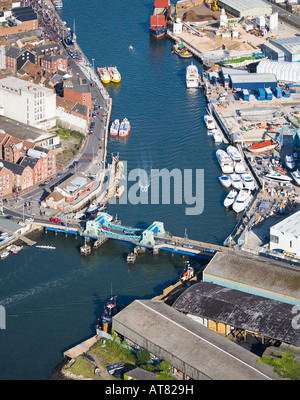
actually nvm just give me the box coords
[0,217,21,233]
[203,253,300,302]
[230,73,277,84]
[112,299,279,380]
[173,282,300,346]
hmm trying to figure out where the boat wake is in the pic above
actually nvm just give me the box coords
[137,154,152,192]
[129,45,136,54]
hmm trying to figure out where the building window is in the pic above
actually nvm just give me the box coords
[270,234,279,244]
[290,241,293,248]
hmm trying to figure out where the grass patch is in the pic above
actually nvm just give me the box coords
[257,352,300,380]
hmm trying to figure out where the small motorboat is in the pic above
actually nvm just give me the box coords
[173,43,193,59]
[0,250,9,259]
[291,170,300,185]
[234,161,246,174]
[232,189,252,213]
[241,173,255,190]
[284,153,295,170]
[218,175,231,188]
[211,129,222,143]
[110,119,120,136]
[227,145,242,162]
[224,190,237,208]
[204,115,215,130]
[11,245,23,254]
[265,170,292,182]
[248,140,277,154]
[229,174,243,190]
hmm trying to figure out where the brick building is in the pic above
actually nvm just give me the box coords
[5,46,35,73]
[63,77,92,110]
[0,6,38,36]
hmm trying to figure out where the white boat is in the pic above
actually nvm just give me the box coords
[11,245,23,254]
[186,62,200,88]
[119,118,131,138]
[241,174,255,190]
[107,66,121,83]
[224,190,237,208]
[284,153,295,170]
[265,170,292,182]
[110,119,120,136]
[204,115,215,130]
[230,174,243,190]
[234,161,246,174]
[211,129,222,143]
[0,250,9,259]
[87,201,99,213]
[36,245,56,249]
[227,145,242,162]
[218,175,231,188]
[232,189,252,213]
[216,150,234,174]
[291,170,300,185]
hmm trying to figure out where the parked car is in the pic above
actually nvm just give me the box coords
[102,226,110,231]
[50,217,61,223]
[94,104,98,111]
[92,112,97,117]
[25,218,34,222]
[90,82,96,87]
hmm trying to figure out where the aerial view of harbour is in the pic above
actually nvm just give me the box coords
[0,0,300,383]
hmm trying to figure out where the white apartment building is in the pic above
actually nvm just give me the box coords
[0,77,56,129]
[270,210,300,258]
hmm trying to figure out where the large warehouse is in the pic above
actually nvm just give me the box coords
[217,0,272,17]
[257,60,300,83]
[112,299,278,380]
[269,37,300,63]
[229,72,277,91]
[203,252,300,305]
[270,210,300,258]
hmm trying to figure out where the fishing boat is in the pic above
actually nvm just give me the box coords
[265,170,292,182]
[172,43,192,59]
[224,190,238,208]
[248,140,277,154]
[216,150,234,174]
[11,245,23,254]
[284,153,295,170]
[107,66,121,83]
[292,170,300,185]
[186,63,200,89]
[241,173,255,190]
[0,250,9,259]
[204,115,215,130]
[97,67,111,84]
[232,189,252,213]
[230,174,243,190]
[227,145,242,162]
[218,175,231,188]
[115,185,124,198]
[101,295,120,324]
[212,129,222,143]
[119,118,131,138]
[149,0,170,38]
[110,119,120,136]
[234,161,246,174]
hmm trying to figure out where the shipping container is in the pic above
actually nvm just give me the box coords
[257,88,265,100]
[154,0,169,7]
[242,89,249,101]
[274,86,282,98]
[265,88,272,100]
[283,90,290,98]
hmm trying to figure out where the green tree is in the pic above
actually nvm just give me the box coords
[136,348,151,366]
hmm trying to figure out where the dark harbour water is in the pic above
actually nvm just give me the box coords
[0,0,239,379]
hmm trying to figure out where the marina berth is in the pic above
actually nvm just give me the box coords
[186,62,200,89]
[232,189,252,213]
[110,119,120,136]
[218,175,231,188]
[229,174,243,190]
[108,67,121,83]
[204,115,215,130]
[97,67,111,84]
[216,149,234,174]
[119,118,131,138]
[224,190,238,208]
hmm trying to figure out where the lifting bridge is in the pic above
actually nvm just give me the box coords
[83,212,232,256]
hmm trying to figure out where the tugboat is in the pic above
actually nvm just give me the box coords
[101,295,120,324]
[180,260,195,282]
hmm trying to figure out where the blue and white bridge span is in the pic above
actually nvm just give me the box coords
[83,212,231,256]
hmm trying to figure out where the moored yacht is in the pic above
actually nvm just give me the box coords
[211,129,222,143]
[110,119,120,136]
[284,153,295,170]
[224,190,237,208]
[292,170,300,185]
[230,174,243,190]
[218,175,231,188]
[265,170,292,182]
[204,115,215,130]
[216,149,234,174]
[234,161,246,174]
[119,118,131,138]
[186,62,200,88]
[227,145,242,162]
[241,173,255,190]
[232,189,252,213]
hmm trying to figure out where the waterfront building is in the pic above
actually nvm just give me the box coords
[203,252,300,306]
[42,190,66,211]
[19,146,56,185]
[229,72,277,92]
[56,97,89,134]
[0,160,14,196]
[257,60,300,84]
[0,76,56,129]
[5,46,35,73]
[172,281,300,347]
[40,52,68,74]
[112,299,278,380]
[268,37,300,63]
[0,158,33,192]
[55,172,93,202]
[63,77,92,110]
[217,0,272,17]
[270,211,300,258]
